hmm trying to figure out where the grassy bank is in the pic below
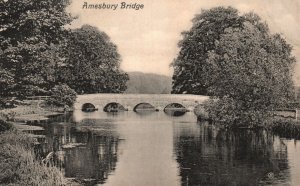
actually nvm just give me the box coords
[0,100,66,121]
[0,124,74,185]
[0,102,78,185]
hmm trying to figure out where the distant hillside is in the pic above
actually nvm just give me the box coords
[125,72,172,94]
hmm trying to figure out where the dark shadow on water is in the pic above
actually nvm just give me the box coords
[165,110,186,117]
[164,103,187,117]
[33,115,120,185]
[173,122,290,186]
[63,130,119,185]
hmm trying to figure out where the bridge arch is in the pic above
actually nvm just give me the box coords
[82,103,97,112]
[103,102,127,112]
[133,103,156,112]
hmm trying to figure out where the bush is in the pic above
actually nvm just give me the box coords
[0,119,14,132]
[271,119,300,138]
[194,104,209,120]
[15,85,49,98]
[0,98,17,110]
[47,84,77,107]
[204,97,272,128]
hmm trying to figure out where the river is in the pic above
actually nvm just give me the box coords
[30,108,300,186]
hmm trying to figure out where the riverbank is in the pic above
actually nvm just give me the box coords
[0,101,79,185]
[271,118,300,139]
[0,99,69,132]
[0,121,79,185]
[0,100,66,121]
[194,106,300,138]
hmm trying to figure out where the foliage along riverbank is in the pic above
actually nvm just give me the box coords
[0,121,79,185]
[194,105,300,139]
[0,100,80,185]
[271,118,300,139]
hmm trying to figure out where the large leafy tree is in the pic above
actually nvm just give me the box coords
[172,7,295,126]
[207,20,295,108]
[0,68,14,96]
[0,0,73,97]
[58,25,129,94]
[172,7,245,95]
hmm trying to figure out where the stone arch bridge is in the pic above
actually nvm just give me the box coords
[74,94,209,111]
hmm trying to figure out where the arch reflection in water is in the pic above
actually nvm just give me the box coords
[164,103,187,116]
[103,102,127,112]
[173,122,289,186]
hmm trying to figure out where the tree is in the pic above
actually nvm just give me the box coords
[47,83,77,107]
[0,0,74,97]
[207,20,295,106]
[171,7,244,95]
[172,7,296,127]
[0,68,14,96]
[58,25,129,94]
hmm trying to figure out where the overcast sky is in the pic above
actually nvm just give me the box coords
[68,0,300,85]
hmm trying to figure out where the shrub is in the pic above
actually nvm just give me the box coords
[204,97,272,128]
[271,119,300,139]
[47,84,77,107]
[194,104,209,120]
[0,98,17,110]
[14,85,49,98]
[0,119,14,132]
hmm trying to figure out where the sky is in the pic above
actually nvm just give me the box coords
[68,0,300,85]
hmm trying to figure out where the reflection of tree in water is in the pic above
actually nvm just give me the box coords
[173,123,289,186]
[64,131,119,185]
[33,113,74,159]
[36,116,120,185]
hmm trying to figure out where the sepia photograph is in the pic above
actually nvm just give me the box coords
[0,0,300,185]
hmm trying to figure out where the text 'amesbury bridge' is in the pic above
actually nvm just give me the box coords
[75,94,209,111]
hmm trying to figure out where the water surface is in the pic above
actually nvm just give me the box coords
[32,110,300,186]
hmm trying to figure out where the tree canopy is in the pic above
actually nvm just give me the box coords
[0,0,73,97]
[58,25,129,94]
[172,7,244,95]
[172,7,296,126]
[0,1,129,99]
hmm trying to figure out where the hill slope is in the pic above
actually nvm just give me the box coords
[125,72,172,94]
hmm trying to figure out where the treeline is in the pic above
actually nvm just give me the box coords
[125,72,172,94]
[0,0,128,103]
